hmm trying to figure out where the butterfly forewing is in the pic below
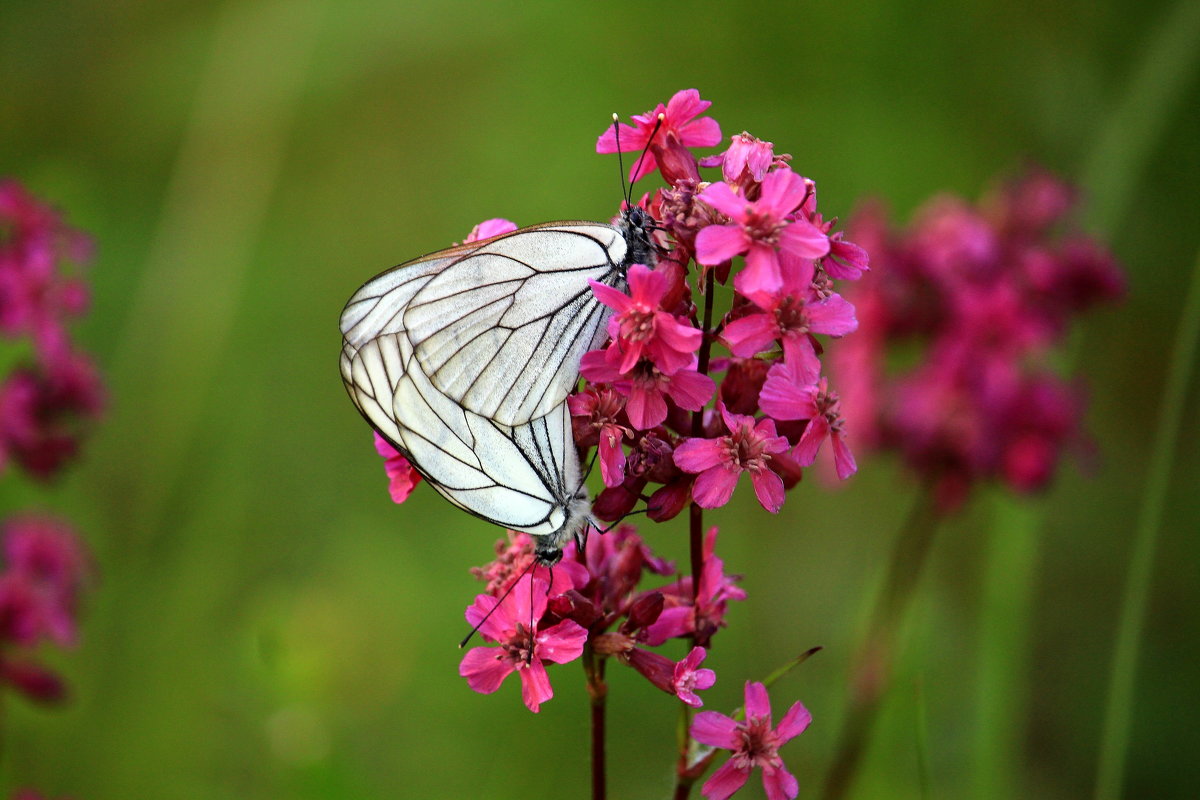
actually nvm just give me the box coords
[402,223,628,426]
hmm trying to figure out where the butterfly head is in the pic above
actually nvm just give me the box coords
[618,205,658,271]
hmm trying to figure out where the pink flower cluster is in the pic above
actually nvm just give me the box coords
[0,180,104,481]
[833,168,1124,508]
[0,515,92,705]
[0,182,99,767]
[461,526,729,713]
[577,89,865,524]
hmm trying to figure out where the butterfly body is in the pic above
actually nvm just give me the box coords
[340,208,654,564]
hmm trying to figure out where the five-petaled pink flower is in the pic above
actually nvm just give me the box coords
[597,89,722,183]
[696,168,830,297]
[721,256,858,383]
[691,681,812,800]
[673,646,717,707]
[590,264,702,374]
[674,405,791,512]
[373,433,422,503]
[459,574,588,713]
[760,361,857,480]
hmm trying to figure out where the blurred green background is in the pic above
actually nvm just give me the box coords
[2,0,1197,797]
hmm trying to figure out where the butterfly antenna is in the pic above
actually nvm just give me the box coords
[612,113,630,208]
[625,113,665,208]
[591,506,648,535]
[459,557,537,649]
[526,572,536,666]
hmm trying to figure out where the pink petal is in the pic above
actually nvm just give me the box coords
[743,681,772,720]
[779,336,821,384]
[761,765,800,800]
[759,366,818,421]
[757,168,806,217]
[691,465,740,509]
[654,313,703,354]
[673,437,727,473]
[794,416,830,466]
[626,264,666,306]
[459,647,513,694]
[373,432,400,458]
[806,294,858,336]
[626,382,668,429]
[589,279,634,313]
[466,218,518,242]
[665,89,710,126]
[695,223,749,265]
[580,348,622,382]
[518,660,553,713]
[536,620,588,664]
[702,760,751,800]
[680,115,723,148]
[721,313,778,358]
[690,711,741,749]
[642,605,693,645]
[596,122,643,154]
[750,468,785,512]
[832,433,858,480]
[664,369,715,410]
[735,245,784,297]
[599,431,627,488]
[629,152,660,184]
[464,594,512,642]
[779,217,830,259]
[696,181,746,221]
[775,700,813,742]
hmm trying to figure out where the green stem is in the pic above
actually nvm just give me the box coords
[1094,246,1200,800]
[822,485,941,800]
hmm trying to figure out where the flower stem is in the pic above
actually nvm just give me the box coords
[821,484,941,800]
[674,268,717,800]
[1095,245,1200,800]
[583,645,608,800]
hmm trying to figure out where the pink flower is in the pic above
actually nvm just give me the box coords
[0,355,104,482]
[597,89,722,183]
[568,387,631,488]
[590,264,701,374]
[717,132,778,187]
[720,258,858,382]
[464,218,518,243]
[373,433,421,503]
[691,681,812,800]
[760,363,857,480]
[580,352,714,430]
[459,574,588,713]
[674,646,716,707]
[1,515,92,647]
[471,532,589,598]
[673,405,790,512]
[695,168,830,297]
[645,526,745,646]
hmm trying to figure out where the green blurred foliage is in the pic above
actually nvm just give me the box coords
[1,0,1197,797]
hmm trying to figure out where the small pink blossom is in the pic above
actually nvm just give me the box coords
[568,387,632,488]
[459,574,588,713]
[645,526,745,646]
[692,681,812,800]
[673,405,790,512]
[760,362,857,480]
[720,257,858,381]
[0,355,104,482]
[696,168,830,297]
[373,433,421,503]
[580,352,714,430]
[673,646,716,707]
[597,89,722,183]
[590,264,701,374]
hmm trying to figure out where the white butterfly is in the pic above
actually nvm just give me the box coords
[340,208,655,564]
